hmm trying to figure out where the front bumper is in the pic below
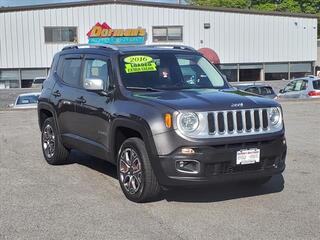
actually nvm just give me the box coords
[154,134,287,187]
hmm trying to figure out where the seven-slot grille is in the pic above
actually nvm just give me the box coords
[207,109,269,135]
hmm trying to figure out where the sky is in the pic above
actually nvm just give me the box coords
[0,0,185,7]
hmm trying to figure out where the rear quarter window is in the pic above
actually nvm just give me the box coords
[313,80,320,90]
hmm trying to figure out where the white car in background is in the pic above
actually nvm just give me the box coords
[278,76,320,99]
[11,92,41,109]
[32,77,47,88]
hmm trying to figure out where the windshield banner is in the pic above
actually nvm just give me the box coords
[124,56,157,73]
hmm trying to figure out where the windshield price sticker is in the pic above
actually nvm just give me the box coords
[124,55,157,73]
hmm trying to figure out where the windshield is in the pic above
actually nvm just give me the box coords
[119,53,228,90]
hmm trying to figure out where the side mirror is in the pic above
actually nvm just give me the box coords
[8,103,14,108]
[279,89,284,94]
[84,78,104,91]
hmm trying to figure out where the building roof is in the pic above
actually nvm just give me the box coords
[0,0,318,19]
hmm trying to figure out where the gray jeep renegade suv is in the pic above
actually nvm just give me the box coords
[38,44,286,202]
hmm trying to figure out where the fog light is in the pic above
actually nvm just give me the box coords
[181,148,195,154]
[175,160,200,174]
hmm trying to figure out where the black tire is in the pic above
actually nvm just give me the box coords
[242,176,272,186]
[41,117,69,165]
[117,137,161,203]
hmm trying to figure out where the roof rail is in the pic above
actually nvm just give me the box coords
[62,44,119,51]
[145,44,196,51]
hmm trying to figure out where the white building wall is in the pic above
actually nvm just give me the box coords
[0,3,318,69]
[317,40,320,66]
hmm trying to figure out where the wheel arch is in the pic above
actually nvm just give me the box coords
[38,102,57,130]
[111,117,167,185]
[110,117,157,162]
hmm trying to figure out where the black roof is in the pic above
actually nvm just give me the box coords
[60,44,202,55]
[0,0,317,19]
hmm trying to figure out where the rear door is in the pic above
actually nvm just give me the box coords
[297,80,308,98]
[50,54,83,144]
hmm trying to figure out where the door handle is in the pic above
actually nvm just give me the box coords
[76,96,86,104]
[52,90,61,97]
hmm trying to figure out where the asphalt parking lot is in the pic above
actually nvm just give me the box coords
[0,100,319,240]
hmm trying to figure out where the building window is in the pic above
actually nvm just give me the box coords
[239,64,263,82]
[21,69,47,88]
[290,62,312,79]
[0,70,19,89]
[218,64,238,82]
[153,26,183,42]
[265,63,289,81]
[44,27,78,43]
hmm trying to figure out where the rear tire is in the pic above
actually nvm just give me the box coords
[117,137,161,203]
[41,117,69,165]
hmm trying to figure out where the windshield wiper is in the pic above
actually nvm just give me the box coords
[126,86,162,92]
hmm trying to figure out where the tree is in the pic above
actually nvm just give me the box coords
[188,0,320,38]
[187,0,250,9]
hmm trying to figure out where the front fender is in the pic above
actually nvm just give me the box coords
[110,116,169,182]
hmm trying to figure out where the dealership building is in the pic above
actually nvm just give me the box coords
[0,0,318,88]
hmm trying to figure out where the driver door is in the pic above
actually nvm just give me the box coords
[72,54,114,159]
[281,80,297,98]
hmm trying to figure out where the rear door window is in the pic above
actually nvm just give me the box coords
[293,80,307,91]
[61,58,82,87]
[313,80,320,90]
[300,80,308,90]
[293,80,303,91]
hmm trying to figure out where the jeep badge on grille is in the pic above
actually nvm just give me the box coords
[231,103,244,108]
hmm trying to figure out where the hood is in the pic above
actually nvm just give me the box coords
[131,88,279,111]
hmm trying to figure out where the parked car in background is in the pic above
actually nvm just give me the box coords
[32,77,47,88]
[11,92,41,109]
[278,76,320,99]
[233,83,277,99]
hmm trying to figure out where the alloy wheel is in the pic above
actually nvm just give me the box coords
[42,124,55,159]
[119,148,143,194]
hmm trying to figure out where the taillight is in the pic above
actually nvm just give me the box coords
[308,91,320,96]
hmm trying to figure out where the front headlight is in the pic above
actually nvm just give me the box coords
[269,107,282,126]
[178,112,199,133]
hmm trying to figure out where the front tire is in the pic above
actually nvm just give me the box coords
[41,117,69,165]
[117,137,161,203]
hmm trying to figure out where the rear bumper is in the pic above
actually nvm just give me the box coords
[154,134,287,187]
